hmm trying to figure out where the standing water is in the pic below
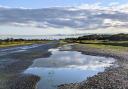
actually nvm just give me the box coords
[24,46,115,89]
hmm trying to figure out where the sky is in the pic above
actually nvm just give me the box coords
[0,0,128,36]
[0,0,127,8]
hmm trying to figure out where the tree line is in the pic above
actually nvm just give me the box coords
[0,38,51,43]
[65,33,128,41]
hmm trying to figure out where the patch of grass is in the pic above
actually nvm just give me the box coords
[85,43,128,52]
[59,40,68,46]
[72,40,128,52]
[0,40,51,48]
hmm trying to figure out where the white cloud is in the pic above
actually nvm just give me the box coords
[72,3,128,13]
[0,5,11,9]
[103,19,128,27]
[82,27,128,34]
[0,3,128,36]
[0,25,128,35]
[0,5,32,9]
[57,18,71,21]
[0,25,80,35]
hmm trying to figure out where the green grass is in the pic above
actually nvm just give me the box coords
[66,40,128,52]
[85,43,128,52]
[81,40,128,52]
[0,40,51,48]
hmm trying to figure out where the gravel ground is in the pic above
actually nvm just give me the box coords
[5,74,40,89]
[0,42,59,89]
[58,43,128,89]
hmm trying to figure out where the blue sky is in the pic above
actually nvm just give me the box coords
[0,0,127,8]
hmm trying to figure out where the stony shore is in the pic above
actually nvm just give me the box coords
[58,43,128,89]
[0,42,59,89]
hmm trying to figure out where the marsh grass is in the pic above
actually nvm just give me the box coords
[76,40,128,52]
[0,40,51,48]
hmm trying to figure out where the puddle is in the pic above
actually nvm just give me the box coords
[24,47,115,89]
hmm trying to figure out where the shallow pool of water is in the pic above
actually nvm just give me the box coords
[24,47,115,89]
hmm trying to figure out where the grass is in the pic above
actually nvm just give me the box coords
[59,40,68,46]
[66,40,128,52]
[85,43,128,52]
[0,40,51,48]
[84,40,128,52]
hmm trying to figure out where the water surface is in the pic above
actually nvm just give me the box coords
[24,47,115,89]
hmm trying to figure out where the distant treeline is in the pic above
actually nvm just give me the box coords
[65,33,128,41]
[0,38,51,42]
